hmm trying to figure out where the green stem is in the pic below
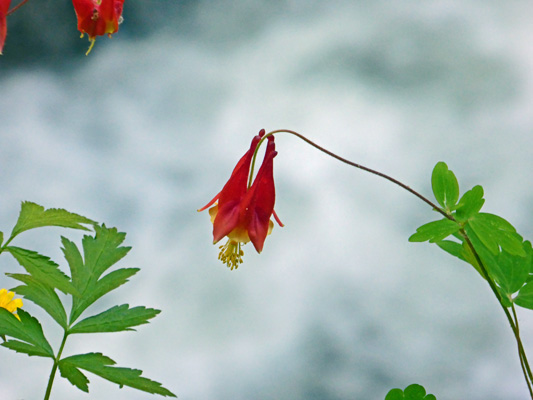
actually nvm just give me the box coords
[461,232,533,394]
[251,129,451,221]
[7,0,30,16]
[254,128,533,397]
[43,331,69,400]
[512,303,533,392]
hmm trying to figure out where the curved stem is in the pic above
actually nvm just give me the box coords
[253,128,533,396]
[43,331,68,400]
[252,129,451,220]
[462,232,533,393]
[7,0,30,16]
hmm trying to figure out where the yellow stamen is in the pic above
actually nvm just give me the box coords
[86,38,96,56]
[218,239,245,270]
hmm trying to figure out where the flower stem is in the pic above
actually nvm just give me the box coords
[7,0,30,16]
[43,331,69,400]
[256,128,533,396]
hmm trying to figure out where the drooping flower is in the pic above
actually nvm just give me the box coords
[199,129,283,270]
[0,0,11,55]
[0,288,23,320]
[72,0,125,55]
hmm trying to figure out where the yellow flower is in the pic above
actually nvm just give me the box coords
[0,289,23,320]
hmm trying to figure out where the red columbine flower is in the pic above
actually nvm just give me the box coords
[0,0,11,55]
[199,129,283,270]
[72,0,125,55]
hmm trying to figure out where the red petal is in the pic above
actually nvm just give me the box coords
[211,130,264,243]
[245,135,277,253]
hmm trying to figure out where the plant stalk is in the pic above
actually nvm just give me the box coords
[257,128,533,397]
[43,331,69,400]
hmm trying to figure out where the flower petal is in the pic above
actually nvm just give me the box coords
[0,0,11,55]
[211,130,265,243]
[245,135,277,253]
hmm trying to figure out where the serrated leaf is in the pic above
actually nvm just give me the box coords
[409,219,460,243]
[9,201,95,240]
[431,162,459,211]
[455,185,485,222]
[68,225,132,323]
[82,225,131,280]
[70,304,160,334]
[468,213,525,256]
[61,236,88,293]
[59,360,91,392]
[70,268,139,324]
[0,309,54,358]
[59,353,176,397]
[6,247,77,295]
[8,273,67,328]
[385,383,437,400]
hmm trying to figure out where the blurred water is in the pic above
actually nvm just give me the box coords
[1,1,533,399]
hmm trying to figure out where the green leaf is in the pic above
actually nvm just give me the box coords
[515,281,533,309]
[61,236,88,294]
[6,247,77,295]
[70,304,160,334]
[435,239,466,262]
[0,309,54,358]
[70,268,140,324]
[492,244,530,296]
[409,219,460,243]
[468,213,525,256]
[59,353,176,397]
[9,201,95,240]
[431,162,459,210]
[8,273,68,328]
[455,185,485,222]
[0,231,4,247]
[385,383,436,400]
[82,225,131,280]
[59,360,91,392]
[66,225,132,324]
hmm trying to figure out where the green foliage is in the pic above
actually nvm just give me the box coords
[8,201,94,242]
[409,219,460,243]
[385,384,436,400]
[70,304,160,334]
[0,202,175,398]
[410,162,533,310]
[0,309,54,358]
[431,162,459,211]
[59,353,176,397]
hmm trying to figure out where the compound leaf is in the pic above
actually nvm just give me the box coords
[70,304,160,334]
[409,219,460,243]
[70,268,140,324]
[5,247,77,295]
[9,201,94,240]
[59,353,176,397]
[455,185,485,222]
[67,225,132,323]
[468,213,525,257]
[8,273,67,328]
[0,309,54,358]
[82,225,131,280]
